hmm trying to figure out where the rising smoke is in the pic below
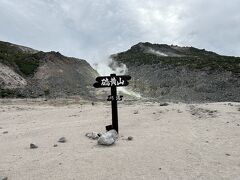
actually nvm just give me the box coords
[93,57,141,99]
[93,56,127,76]
[147,48,168,56]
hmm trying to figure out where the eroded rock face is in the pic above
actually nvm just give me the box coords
[0,63,27,89]
[0,41,99,99]
[98,130,118,146]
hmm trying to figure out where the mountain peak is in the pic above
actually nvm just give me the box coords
[127,42,220,58]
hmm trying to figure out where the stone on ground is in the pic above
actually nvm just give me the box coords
[30,143,38,149]
[128,136,133,141]
[58,137,66,143]
[85,132,100,140]
[98,130,118,146]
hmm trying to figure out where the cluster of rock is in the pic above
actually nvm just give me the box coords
[30,137,67,149]
[85,130,118,146]
[85,130,134,145]
[189,105,218,118]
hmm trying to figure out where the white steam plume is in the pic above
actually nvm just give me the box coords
[147,48,168,56]
[93,57,141,99]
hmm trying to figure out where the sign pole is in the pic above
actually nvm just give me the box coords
[93,73,131,134]
[111,74,118,133]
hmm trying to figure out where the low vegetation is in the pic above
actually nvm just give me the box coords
[0,41,44,76]
[114,44,240,74]
[0,88,25,98]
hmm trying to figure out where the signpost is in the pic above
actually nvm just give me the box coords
[93,74,131,133]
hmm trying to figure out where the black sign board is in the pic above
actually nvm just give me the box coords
[93,75,131,88]
[93,74,131,133]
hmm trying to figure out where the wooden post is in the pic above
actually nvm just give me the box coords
[110,74,118,132]
[93,74,131,134]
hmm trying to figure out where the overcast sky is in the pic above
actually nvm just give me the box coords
[0,0,240,65]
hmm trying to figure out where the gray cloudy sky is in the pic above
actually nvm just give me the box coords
[0,0,240,65]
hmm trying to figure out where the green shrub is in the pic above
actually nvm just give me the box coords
[114,51,240,74]
[0,43,43,76]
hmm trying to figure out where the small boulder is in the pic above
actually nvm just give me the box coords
[133,110,139,114]
[53,144,58,147]
[85,132,101,140]
[127,136,133,141]
[2,131,8,134]
[30,143,38,149]
[177,110,183,113]
[58,137,66,143]
[98,130,118,146]
[160,103,169,106]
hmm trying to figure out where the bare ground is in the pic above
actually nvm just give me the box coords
[0,99,240,180]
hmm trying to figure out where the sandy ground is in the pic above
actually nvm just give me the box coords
[0,99,240,180]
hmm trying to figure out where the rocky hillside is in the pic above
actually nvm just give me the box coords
[111,42,240,102]
[0,41,98,98]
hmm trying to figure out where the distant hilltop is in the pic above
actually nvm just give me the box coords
[111,42,240,102]
[0,41,98,99]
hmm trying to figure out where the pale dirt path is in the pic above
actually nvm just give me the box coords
[0,101,240,180]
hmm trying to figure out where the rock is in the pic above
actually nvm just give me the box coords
[91,102,95,106]
[225,153,231,156]
[127,136,133,141]
[58,137,66,143]
[0,176,8,180]
[0,127,2,129]
[133,110,138,114]
[53,144,58,147]
[177,110,183,113]
[98,130,118,146]
[159,103,169,106]
[30,143,38,149]
[2,131,8,134]
[85,132,101,140]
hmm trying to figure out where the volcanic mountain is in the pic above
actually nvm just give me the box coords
[0,41,98,99]
[111,42,240,102]
[1,41,240,102]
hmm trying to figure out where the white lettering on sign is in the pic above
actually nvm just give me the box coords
[101,78,110,86]
[101,77,126,86]
[110,77,117,86]
[117,77,124,86]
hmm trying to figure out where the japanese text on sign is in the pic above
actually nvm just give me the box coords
[101,77,125,86]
